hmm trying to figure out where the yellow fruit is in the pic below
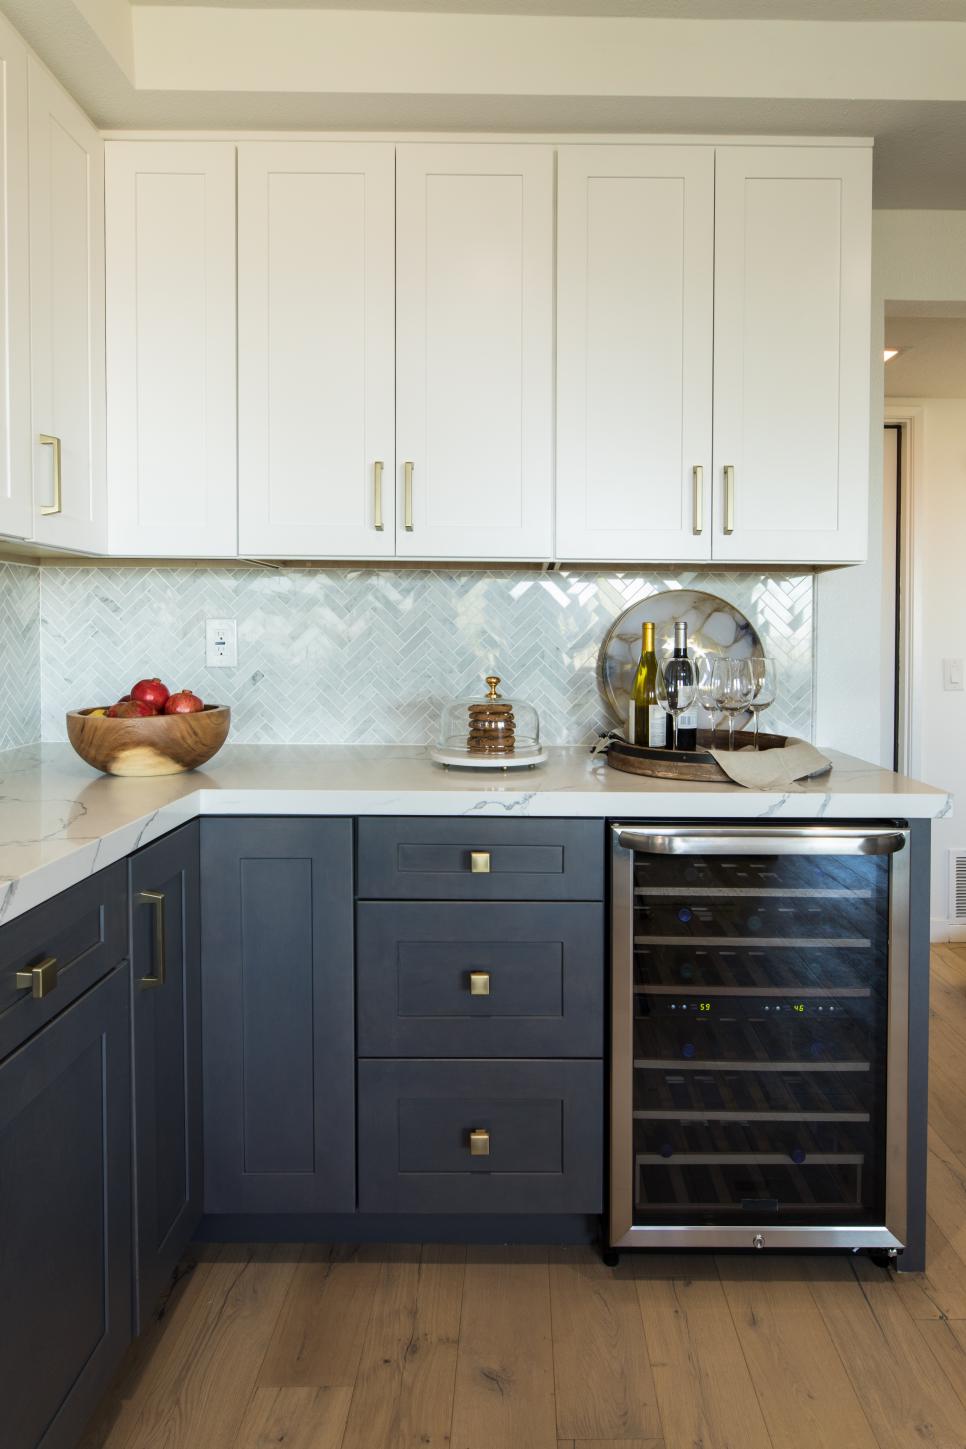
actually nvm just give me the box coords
[89,707,107,717]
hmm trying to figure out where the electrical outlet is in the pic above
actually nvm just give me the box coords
[206,618,237,668]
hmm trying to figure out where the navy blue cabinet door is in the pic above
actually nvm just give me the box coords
[0,966,132,1449]
[131,822,203,1331]
[201,819,355,1213]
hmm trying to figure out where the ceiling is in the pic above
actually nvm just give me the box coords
[7,0,966,208]
[126,0,966,13]
[885,315,966,396]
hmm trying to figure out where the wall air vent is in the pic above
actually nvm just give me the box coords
[948,850,966,925]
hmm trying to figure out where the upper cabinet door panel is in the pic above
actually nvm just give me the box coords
[28,58,105,552]
[106,143,237,557]
[396,144,553,560]
[712,146,872,564]
[0,18,29,541]
[556,146,714,562]
[237,142,395,558]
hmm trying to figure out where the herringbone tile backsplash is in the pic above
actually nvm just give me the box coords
[0,562,40,749]
[30,566,814,745]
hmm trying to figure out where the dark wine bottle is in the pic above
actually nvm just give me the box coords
[666,620,697,751]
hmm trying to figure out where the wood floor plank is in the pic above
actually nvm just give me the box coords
[451,1246,557,1449]
[570,1441,666,1448]
[893,1216,966,1321]
[635,1254,772,1449]
[234,1387,352,1449]
[927,1128,966,1266]
[340,1243,464,1449]
[717,1256,878,1449]
[916,1318,966,1416]
[549,1246,661,1442]
[804,1256,966,1448]
[102,1245,302,1449]
[258,1244,380,1389]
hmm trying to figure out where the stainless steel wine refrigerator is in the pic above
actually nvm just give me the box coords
[610,823,912,1255]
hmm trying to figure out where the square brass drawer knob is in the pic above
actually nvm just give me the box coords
[470,851,491,874]
[469,971,490,996]
[469,1128,490,1156]
[15,955,59,999]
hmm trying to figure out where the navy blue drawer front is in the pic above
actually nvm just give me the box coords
[356,818,604,901]
[357,1059,603,1214]
[357,901,603,1057]
[0,862,128,1062]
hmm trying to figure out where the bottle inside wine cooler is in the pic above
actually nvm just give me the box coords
[628,621,666,748]
[667,620,697,751]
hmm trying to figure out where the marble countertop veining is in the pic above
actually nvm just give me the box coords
[0,742,950,927]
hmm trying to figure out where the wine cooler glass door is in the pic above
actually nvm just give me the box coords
[610,824,910,1252]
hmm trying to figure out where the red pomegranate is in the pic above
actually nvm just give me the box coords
[164,690,204,715]
[108,698,156,719]
[131,678,170,710]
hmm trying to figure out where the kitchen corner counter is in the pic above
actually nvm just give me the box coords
[0,742,951,927]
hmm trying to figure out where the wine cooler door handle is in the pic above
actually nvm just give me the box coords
[613,824,908,857]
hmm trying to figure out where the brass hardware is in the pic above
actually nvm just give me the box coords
[484,675,502,700]
[469,1128,490,1157]
[373,460,384,531]
[39,434,62,516]
[404,461,414,531]
[692,465,703,535]
[470,851,491,874]
[469,971,490,996]
[15,955,58,999]
[723,465,735,535]
[138,888,166,988]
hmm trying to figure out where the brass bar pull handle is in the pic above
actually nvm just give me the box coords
[469,971,490,996]
[373,461,384,531]
[723,465,735,535]
[692,465,704,535]
[138,888,166,988]
[469,1128,490,1157]
[39,434,62,516]
[16,955,58,999]
[470,851,491,874]
[404,461,414,531]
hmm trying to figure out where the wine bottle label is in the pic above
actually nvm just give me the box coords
[678,711,697,730]
[627,700,636,740]
[648,706,666,744]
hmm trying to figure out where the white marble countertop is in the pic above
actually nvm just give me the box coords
[0,742,950,927]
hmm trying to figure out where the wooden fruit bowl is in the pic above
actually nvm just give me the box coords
[66,705,231,777]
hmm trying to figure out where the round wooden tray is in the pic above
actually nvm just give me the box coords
[606,728,788,782]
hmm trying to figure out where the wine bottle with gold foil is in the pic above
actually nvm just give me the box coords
[628,621,666,747]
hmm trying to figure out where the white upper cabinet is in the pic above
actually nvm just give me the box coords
[395,144,554,560]
[556,145,714,562]
[28,57,105,552]
[0,17,29,541]
[237,142,394,558]
[712,146,872,564]
[106,143,237,557]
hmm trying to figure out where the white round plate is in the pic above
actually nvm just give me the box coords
[429,745,548,770]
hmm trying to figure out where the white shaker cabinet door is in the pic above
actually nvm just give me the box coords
[238,142,395,557]
[106,143,237,557]
[28,58,105,552]
[556,145,714,562]
[396,144,554,560]
[712,146,872,564]
[0,17,29,540]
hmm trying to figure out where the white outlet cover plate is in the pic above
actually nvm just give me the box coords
[206,618,238,668]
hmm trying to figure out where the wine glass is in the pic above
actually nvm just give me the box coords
[658,654,697,752]
[717,658,755,750]
[749,656,778,750]
[697,653,725,746]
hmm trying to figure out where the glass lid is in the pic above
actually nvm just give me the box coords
[437,674,541,758]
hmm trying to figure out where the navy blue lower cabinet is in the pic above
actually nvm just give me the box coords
[131,823,203,1331]
[357,1059,603,1214]
[201,818,355,1214]
[356,901,604,1058]
[0,965,132,1449]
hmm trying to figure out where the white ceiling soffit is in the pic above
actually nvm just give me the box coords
[6,1,966,208]
[129,0,966,14]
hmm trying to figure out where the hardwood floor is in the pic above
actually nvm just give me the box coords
[81,946,966,1449]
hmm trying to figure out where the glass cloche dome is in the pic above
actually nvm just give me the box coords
[430,675,547,769]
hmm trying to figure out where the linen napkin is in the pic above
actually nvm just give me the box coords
[708,737,832,790]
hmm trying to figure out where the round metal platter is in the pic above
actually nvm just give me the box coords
[598,588,764,729]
